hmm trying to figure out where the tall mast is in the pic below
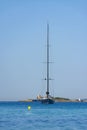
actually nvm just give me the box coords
[46,24,50,98]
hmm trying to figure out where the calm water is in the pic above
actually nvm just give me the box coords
[0,102,87,130]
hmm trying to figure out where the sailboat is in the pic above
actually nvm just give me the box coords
[38,24,54,104]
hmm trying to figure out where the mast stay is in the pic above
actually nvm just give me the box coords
[46,24,50,98]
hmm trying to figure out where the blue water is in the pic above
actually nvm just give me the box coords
[0,102,87,130]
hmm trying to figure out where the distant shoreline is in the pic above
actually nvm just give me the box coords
[0,97,87,102]
[19,97,87,103]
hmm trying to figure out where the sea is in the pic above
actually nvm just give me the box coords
[0,101,87,130]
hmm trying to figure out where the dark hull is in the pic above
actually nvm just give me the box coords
[41,98,54,104]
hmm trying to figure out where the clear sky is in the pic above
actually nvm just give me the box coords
[0,0,87,101]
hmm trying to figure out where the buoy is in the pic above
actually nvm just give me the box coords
[28,106,31,110]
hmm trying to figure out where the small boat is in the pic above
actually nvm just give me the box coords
[38,24,54,104]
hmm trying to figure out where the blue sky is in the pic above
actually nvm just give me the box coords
[0,0,87,100]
